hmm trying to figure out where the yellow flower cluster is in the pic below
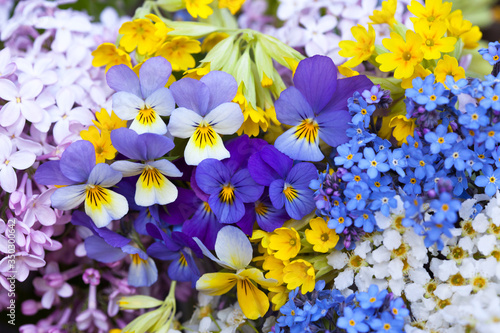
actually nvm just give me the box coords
[252,217,339,309]
[91,14,201,73]
[340,0,479,84]
[80,109,127,163]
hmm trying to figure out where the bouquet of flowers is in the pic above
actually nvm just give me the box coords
[1,0,500,332]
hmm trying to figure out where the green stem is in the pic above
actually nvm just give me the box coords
[245,321,259,333]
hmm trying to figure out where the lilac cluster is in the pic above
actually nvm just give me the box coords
[275,281,409,333]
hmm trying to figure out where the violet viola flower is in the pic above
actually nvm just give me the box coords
[195,159,264,224]
[146,224,202,286]
[110,128,182,207]
[72,211,158,287]
[274,55,372,161]
[168,71,244,165]
[107,56,175,134]
[248,145,316,220]
[34,140,128,228]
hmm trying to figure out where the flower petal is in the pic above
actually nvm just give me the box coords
[205,102,244,135]
[135,168,178,206]
[111,160,145,177]
[200,71,238,110]
[316,110,351,147]
[129,110,167,135]
[275,86,314,125]
[85,188,129,228]
[112,91,145,120]
[139,56,172,98]
[110,128,147,160]
[236,277,269,319]
[145,87,175,117]
[170,78,210,116]
[168,107,202,139]
[149,159,182,177]
[87,163,123,187]
[184,131,229,166]
[106,64,141,96]
[50,185,86,211]
[59,140,95,183]
[274,126,323,162]
[215,225,252,270]
[196,272,237,295]
[85,235,127,263]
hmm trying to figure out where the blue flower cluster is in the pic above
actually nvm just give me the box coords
[275,281,409,333]
[311,65,500,250]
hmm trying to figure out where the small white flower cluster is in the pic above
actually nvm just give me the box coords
[183,294,263,333]
[328,194,500,331]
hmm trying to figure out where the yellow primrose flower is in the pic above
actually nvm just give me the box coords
[268,285,288,311]
[434,55,465,84]
[283,259,316,294]
[369,0,397,26]
[263,254,289,284]
[145,14,173,46]
[305,217,339,253]
[264,106,280,127]
[118,18,160,55]
[91,43,131,72]
[218,0,246,14]
[389,115,416,144]
[284,57,299,76]
[376,31,424,79]
[185,0,214,19]
[401,64,432,89]
[339,24,376,68]
[414,20,456,60]
[80,126,117,163]
[268,227,301,261]
[338,65,360,77]
[237,104,269,137]
[156,37,201,71]
[445,10,481,49]
[184,65,211,80]
[460,26,482,50]
[195,226,277,320]
[408,0,452,26]
[92,109,127,133]
[201,32,229,53]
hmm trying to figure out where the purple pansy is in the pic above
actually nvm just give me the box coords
[195,158,264,224]
[274,55,372,161]
[107,56,175,134]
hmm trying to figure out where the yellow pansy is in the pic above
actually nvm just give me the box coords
[80,126,117,163]
[156,37,201,71]
[268,227,301,261]
[282,259,316,294]
[376,31,424,79]
[185,0,214,19]
[414,20,456,60]
[91,43,131,72]
[408,0,452,26]
[389,115,416,144]
[305,217,339,253]
[369,0,397,26]
[195,226,277,320]
[118,18,160,55]
[434,55,465,84]
[339,24,376,68]
[218,0,246,14]
[92,109,127,133]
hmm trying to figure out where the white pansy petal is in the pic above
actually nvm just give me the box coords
[50,185,86,211]
[168,107,202,139]
[8,151,36,170]
[184,132,229,166]
[204,102,244,135]
[149,159,182,178]
[112,91,144,120]
[193,237,234,270]
[135,170,178,206]
[129,111,167,135]
[215,226,252,270]
[85,188,128,228]
[20,79,43,100]
[111,161,145,177]
[145,87,175,116]
[0,166,17,193]
[0,79,17,100]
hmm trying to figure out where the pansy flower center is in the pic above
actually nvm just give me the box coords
[219,184,235,204]
[194,122,217,148]
[255,201,268,216]
[295,118,319,143]
[283,184,299,202]
[85,184,110,209]
[140,165,164,188]
[137,106,156,125]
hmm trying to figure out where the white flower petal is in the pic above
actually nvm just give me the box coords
[50,185,86,211]
[0,79,17,101]
[0,166,17,193]
[8,151,36,170]
[111,161,145,177]
[184,132,229,166]
[215,226,253,270]
[85,189,128,228]
[204,102,244,135]
[168,107,202,139]
[135,170,178,206]
[112,91,145,120]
